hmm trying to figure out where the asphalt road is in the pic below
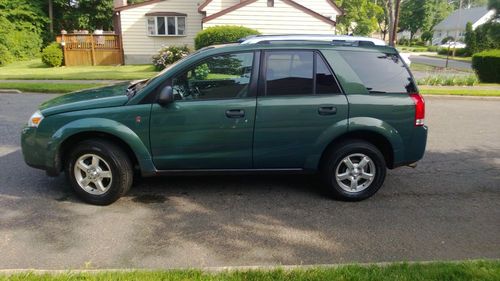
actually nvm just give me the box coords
[0,94,499,270]
[410,55,472,70]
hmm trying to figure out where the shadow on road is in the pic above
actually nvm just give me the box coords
[1,146,499,268]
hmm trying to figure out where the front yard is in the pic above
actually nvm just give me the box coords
[0,59,157,81]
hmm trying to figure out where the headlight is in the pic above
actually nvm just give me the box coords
[28,110,44,127]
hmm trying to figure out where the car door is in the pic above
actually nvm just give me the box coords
[150,51,258,170]
[253,50,349,168]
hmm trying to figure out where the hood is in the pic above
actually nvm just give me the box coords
[39,83,130,116]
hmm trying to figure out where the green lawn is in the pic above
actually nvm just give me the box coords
[0,82,106,93]
[0,59,158,80]
[1,260,499,281]
[420,86,500,96]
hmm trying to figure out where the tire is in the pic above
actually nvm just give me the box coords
[66,139,133,205]
[321,140,386,201]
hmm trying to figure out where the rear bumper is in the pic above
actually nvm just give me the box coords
[393,125,428,168]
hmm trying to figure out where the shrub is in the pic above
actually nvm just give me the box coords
[0,44,14,66]
[441,36,454,44]
[194,25,260,50]
[472,49,500,83]
[437,47,469,57]
[194,63,210,80]
[421,31,433,44]
[427,46,439,52]
[417,75,479,86]
[152,45,190,71]
[41,42,63,67]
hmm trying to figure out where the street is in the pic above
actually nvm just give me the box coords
[410,55,472,70]
[0,93,499,269]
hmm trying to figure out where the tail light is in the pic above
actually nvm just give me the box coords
[409,93,425,126]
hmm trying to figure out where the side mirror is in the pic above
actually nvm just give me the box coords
[158,86,174,106]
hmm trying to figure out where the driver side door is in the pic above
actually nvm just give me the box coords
[150,51,258,170]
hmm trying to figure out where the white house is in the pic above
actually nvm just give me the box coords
[113,0,343,64]
[432,6,495,45]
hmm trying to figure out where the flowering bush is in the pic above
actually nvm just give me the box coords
[194,63,210,80]
[152,45,190,70]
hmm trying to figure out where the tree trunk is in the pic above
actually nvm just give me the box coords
[391,0,401,46]
[388,0,395,45]
[48,0,53,34]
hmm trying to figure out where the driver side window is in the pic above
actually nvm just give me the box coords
[172,52,254,101]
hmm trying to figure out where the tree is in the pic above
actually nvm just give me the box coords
[49,0,115,32]
[464,21,477,54]
[336,0,384,36]
[399,0,433,43]
[0,0,47,61]
[489,0,499,19]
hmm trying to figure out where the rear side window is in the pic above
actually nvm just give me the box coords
[264,51,341,96]
[265,51,314,96]
[339,51,417,93]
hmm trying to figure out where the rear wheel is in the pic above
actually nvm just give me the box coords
[321,140,386,201]
[66,139,133,205]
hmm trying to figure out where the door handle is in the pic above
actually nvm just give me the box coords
[318,105,337,115]
[225,109,245,118]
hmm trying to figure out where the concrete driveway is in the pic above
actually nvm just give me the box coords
[0,94,499,269]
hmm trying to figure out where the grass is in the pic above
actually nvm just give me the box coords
[0,59,158,80]
[1,260,499,281]
[0,82,106,93]
[420,86,500,96]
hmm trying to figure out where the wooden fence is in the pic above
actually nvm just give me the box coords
[58,34,123,66]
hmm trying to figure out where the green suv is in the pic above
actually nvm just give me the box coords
[21,39,427,205]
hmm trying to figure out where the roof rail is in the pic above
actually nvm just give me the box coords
[239,34,386,46]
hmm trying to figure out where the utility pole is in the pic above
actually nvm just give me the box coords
[453,0,463,57]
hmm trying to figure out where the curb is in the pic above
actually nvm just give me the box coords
[422,94,500,100]
[1,259,498,275]
[0,89,21,94]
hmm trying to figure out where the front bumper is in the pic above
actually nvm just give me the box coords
[21,126,60,176]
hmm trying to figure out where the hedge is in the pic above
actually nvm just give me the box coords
[472,49,500,83]
[194,25,260,50]
[437,47,470,57]
[41,42,63,67]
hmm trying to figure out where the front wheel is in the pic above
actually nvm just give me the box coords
[66,139,133,205]
[321,140,386,201]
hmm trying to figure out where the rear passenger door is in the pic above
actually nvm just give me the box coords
[253,50,348,169]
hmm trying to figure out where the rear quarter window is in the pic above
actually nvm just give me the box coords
[339,51,417,94]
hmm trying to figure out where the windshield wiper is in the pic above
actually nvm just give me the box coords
[366,88,387,94]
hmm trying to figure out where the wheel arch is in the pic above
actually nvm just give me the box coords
[59,131,139,172]
[46,118,155,176]
[319,130,395,169]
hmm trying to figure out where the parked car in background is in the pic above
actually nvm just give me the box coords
[439,41,466,49]
[22,35,427,205]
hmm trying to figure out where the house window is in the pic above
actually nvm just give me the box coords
[147,16,186,36]
[267,0,274,7]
